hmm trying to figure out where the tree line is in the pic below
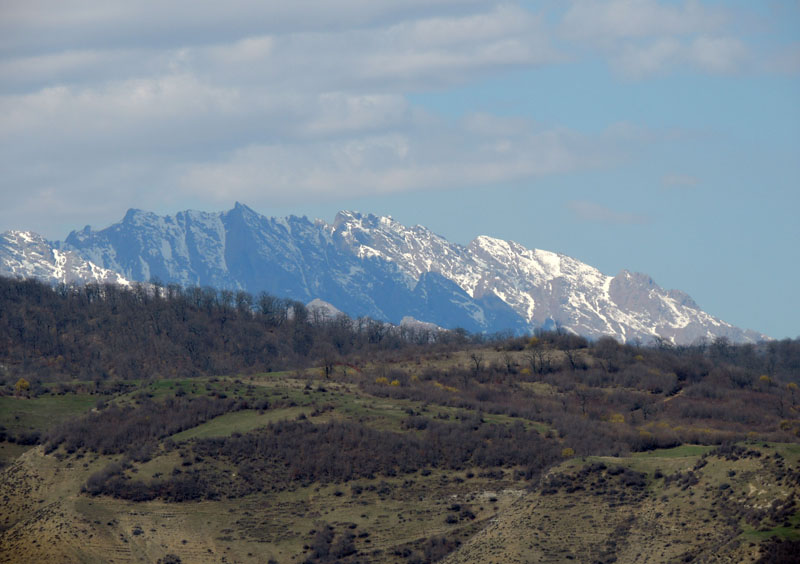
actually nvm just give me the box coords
[2,276,798,389]
[0,276,467,384]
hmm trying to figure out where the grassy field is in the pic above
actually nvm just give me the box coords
[631,444,714,458]
[0,394,97,435]
[171,407,311,440]
[0,393,97,464]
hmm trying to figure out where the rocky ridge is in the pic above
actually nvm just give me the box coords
[0,204,767,344]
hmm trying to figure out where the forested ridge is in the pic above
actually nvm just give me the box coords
[0,276,457,383]
[2,275,800,563]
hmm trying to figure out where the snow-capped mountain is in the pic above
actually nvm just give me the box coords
[0,230,131,286]
[331,212,766,344]
[1,204,767,343]
[55,203,525,335]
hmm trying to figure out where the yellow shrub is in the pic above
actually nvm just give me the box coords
[561,447,575,458]
[15,377,30,391]
[390,379,400,387]
[608,413,625,424]
[374,376,389,385]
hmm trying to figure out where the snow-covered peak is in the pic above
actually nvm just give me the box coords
[332,211,465,283]
[327,210,766,343]
[6,230,40,245]
[1,230,131,286]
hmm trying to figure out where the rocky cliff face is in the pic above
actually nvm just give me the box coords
[328,211,765,343]
[0,230,130,287]
[1,204,767,343]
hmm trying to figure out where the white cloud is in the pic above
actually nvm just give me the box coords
[563,0,724,41]
[0,1,492,56]
[188,4,557,90]
[297,93,412,138]
[0,74,242,147]
[688,36,747,73]
[208,36,275,65]
[610,34,747,76]
[176,119,631,206]
[0,0,791,238]
[0,2,566,227]
[2,4,559,92]
[615,38,683,76]
[562,0,752,76]
[0,49,118,86]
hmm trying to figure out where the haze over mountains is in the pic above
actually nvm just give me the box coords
[1,203,766,344]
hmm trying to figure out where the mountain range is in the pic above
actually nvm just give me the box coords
[0,203,767,344]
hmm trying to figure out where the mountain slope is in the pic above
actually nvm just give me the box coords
[329,211,765,343]
[61,204,417,324]
[57,204,516,334]
[0,230,131,287]
[2,204,767,343]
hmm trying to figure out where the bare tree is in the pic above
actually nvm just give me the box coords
[524,346,552,376]
[564,348,580,371]
[501,351,516,375]
[574,385,598,416]
[470,352,484,377]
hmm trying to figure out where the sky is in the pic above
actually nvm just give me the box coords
[1,0,798,338]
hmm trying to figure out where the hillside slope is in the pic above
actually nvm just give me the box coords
[444,445,800,563]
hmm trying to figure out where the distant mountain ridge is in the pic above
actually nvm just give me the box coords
[0,230,131,287]
[1,203,767,344]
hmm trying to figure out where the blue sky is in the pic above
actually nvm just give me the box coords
[1,0,798,338]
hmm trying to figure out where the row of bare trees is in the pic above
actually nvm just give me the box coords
[0,276,469,384]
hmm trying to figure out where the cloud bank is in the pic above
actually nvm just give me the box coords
[0,1,794,235]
